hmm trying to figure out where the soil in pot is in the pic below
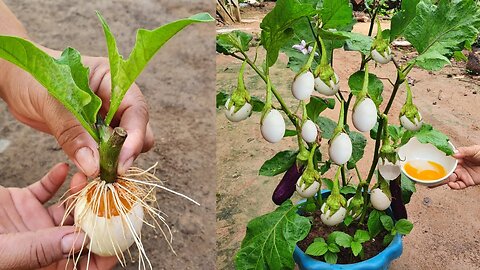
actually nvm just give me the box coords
[297,211,388,264]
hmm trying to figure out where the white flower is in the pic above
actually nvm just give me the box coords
[292,40,319,56]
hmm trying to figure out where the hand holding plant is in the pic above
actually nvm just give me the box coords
[444,146,480,189]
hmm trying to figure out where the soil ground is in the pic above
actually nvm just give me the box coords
[0,1,215,269]
[216,4,480,270]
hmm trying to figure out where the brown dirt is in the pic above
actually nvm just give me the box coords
[216,6,480,270]
[0,1,215,269]
[297,211,388,265]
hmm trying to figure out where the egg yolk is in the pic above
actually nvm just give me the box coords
[404,160,446,181]
[86,180,135,218]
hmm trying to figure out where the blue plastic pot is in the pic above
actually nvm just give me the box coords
[293,190,403,270]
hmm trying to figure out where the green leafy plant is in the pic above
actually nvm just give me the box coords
[216,0,480,268]
[0,11,213,268]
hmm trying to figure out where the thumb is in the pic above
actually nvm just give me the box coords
[453,145,480,160]
[0,226,88,270]
[44,100,99,177]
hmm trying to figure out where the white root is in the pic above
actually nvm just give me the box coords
[60,163,198,270]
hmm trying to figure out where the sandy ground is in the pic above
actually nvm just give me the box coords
[216,5,480,270]
[0,1,215,269]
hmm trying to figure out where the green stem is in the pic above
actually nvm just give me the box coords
[99,127,127,183]
[240,52,298,126]
[333,100,345,135]
[341,165,346,187]
[332,167,341,195]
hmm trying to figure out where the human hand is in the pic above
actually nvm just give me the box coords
[444,145,480,189]
[0,163,117,270]
[0,48,154,177]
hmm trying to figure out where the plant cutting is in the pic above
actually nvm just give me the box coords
[217,0,480,269]
[0,11,213,270]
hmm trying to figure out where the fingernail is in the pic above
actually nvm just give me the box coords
[62,232,88,255]
[454,149,459,154]
[119,157,134,175]
[75,147,97,177]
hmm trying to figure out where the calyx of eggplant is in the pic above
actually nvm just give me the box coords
[399,82,422,124]
[370,19,390,57]
[297,144,321,190]
[379,115,399,165]
[330,100,346,143]
[347,182,366,219]
[323,168,347,216]
[227,61,252,113]
[314,36,337,85]
[353,64,373,109]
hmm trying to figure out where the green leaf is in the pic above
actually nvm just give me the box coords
[323,178,333,190]
[453,51,468,62]
[367,209,383,237]
[354,230,370,243]
[319,0,355,30]
[347,131,367,170]
[97,12,214,125]
[284,129,298,137]
[327,242,340,253]
[216,30,253,55]
[390,0,420,41]
[348,71,384,107]
[251,96,266,112]
[344,215,353,226]
[259,150,298,176]
[306,241,329,256]
[316,116,337,139]
[380,215,394,231]
[383,234,394,246]
[402,124,453,155]
[0,37,101,140]
[324,251,338,264]
[332,231,353,248]
[235,200,311,270]
[350,241,363,257]
[307,97,335,123]
[260,0,316,67]
[404,0,480,70]
[216,91,229,108]
[395,219,414,235]
[340,185,357,195]
[401,173,416,204]
[341,32,374,55]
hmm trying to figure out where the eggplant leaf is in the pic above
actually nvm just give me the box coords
[404,0,480,71]
[0,37,101,140]
[401,124,453,155]
[319,0,355,30]
[97,12,214,125]
[216,30,253,55]
[347,131,367,170]
[390,0,420,41]
[259,150,298,176]
[348,71,384,107]
[260,0,316,67]
[306,97,335,123]
[235,200,311,270]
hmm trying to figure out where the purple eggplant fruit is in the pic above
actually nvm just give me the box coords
[272,163,305,205]
[390,176,407,220]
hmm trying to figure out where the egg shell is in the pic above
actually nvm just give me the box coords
[261,109,286,143]
[370,188,391,211]
[329,133,353,165]
[371,47,392,64]
[74,195,144,256]
[400,113,423,131]
[320,203,347,226]
[301,120,317,143]
[314,73,339,96]
[352,98,377,132]
[291,71,314,100]
[378,159,401,180]
[295,176,320,198]
[224,98,252,122]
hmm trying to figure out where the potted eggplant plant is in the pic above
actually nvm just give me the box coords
[216,0,480,269]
